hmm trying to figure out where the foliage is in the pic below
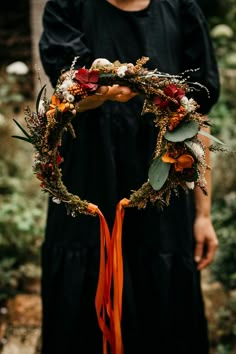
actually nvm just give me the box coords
[210,194,236,290]
[0,70,25,112]
[0,156,46,300]
[0,67,46,301]
[210,297,236,354]
[207,3,236,352]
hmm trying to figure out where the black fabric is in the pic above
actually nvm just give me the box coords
[39,0,220,353]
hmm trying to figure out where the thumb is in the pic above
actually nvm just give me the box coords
[194,240,204,263]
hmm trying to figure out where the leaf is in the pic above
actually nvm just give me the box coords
[164,121,199,142]
[148,156,171,191]
[11,135,32,143]
[198,130,226,145]
[13,119,30,138]
[36,84,47,114]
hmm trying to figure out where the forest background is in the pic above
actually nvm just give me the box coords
[0,0,236,353]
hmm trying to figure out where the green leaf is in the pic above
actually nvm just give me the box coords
[164,121,199,142]
[198,130,226,145]
[148,156,171,191]
[11,135,32,144]
[13,118,30,138]
[36,84,47,114]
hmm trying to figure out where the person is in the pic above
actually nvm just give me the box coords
[39,0,220,353]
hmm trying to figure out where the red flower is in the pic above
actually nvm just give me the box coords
[164,84,185,101]
[56,153,63,165]
[153,96,169,108]
[153,84,185,108]
[75,68,99,91]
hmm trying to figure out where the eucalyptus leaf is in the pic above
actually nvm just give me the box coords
[164,121,199,142]
[198,130,226,145]
[148,156,171,191]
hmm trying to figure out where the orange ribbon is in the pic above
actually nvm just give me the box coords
[88,198,130,354]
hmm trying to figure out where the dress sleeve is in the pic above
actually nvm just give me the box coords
[181,0,220,114]
[39,0,94,87]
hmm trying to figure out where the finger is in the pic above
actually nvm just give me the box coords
[194,241,204,264]
[108,85,133,97]
[197,242,218,270]
[115,92,137,102]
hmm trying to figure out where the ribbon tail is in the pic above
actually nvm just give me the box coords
[111,198,130,354]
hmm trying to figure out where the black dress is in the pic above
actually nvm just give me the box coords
[39,1,220,353]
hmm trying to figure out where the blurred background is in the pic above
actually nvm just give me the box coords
[0,0,236,353]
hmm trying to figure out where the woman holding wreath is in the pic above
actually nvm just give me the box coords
[39,0,220,353]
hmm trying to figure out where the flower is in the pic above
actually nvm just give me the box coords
[6,61,29,75]
[187,141,205,160]
[59,79,74,91]
[75,68,99,91]
[180,97,197,113]
[168,106,186,131]
[153,96,169,108]
[211,24,234,39]
[91,58,113,69]
[162,151,194,172]
[52,197,61,204]
[154,84,185,108]
[64,93,75,102]
[117,65,128,77]
[186,182,195,189]
[38,100,45,115]
[46,95,70,118]
[164,84,185,101]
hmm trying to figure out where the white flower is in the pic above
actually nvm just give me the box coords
[186,182,195,190]
[117,65,128,78]
[6,61,29,75]
[66,93,75,102]
[180,96,188,106]
[211,24,234,39]
[188,141,204,160]
[52,197,61,204]
[38,99,45,115]
[91,58,113,69]
[59,79,74,91]
[180,97,196,113]
[63,91,75,102]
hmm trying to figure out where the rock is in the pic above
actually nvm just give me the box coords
[7,294,42,327]
[1,327,41,354]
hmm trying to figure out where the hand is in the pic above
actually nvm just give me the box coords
[193,215,219,270]
[77,84,138,112]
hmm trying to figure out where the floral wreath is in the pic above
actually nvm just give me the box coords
[13,56,225,354]
[13,56,223,216]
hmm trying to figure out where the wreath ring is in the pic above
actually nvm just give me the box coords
[13,56,223,218]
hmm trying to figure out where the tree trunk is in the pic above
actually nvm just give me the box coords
[30,0,53,99]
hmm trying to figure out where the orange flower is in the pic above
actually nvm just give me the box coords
[168,106,186,131]
[162,152,194,172]
[46,95,68,118]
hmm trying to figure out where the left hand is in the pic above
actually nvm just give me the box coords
[77,84,138,112]
[193,215,219,270]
